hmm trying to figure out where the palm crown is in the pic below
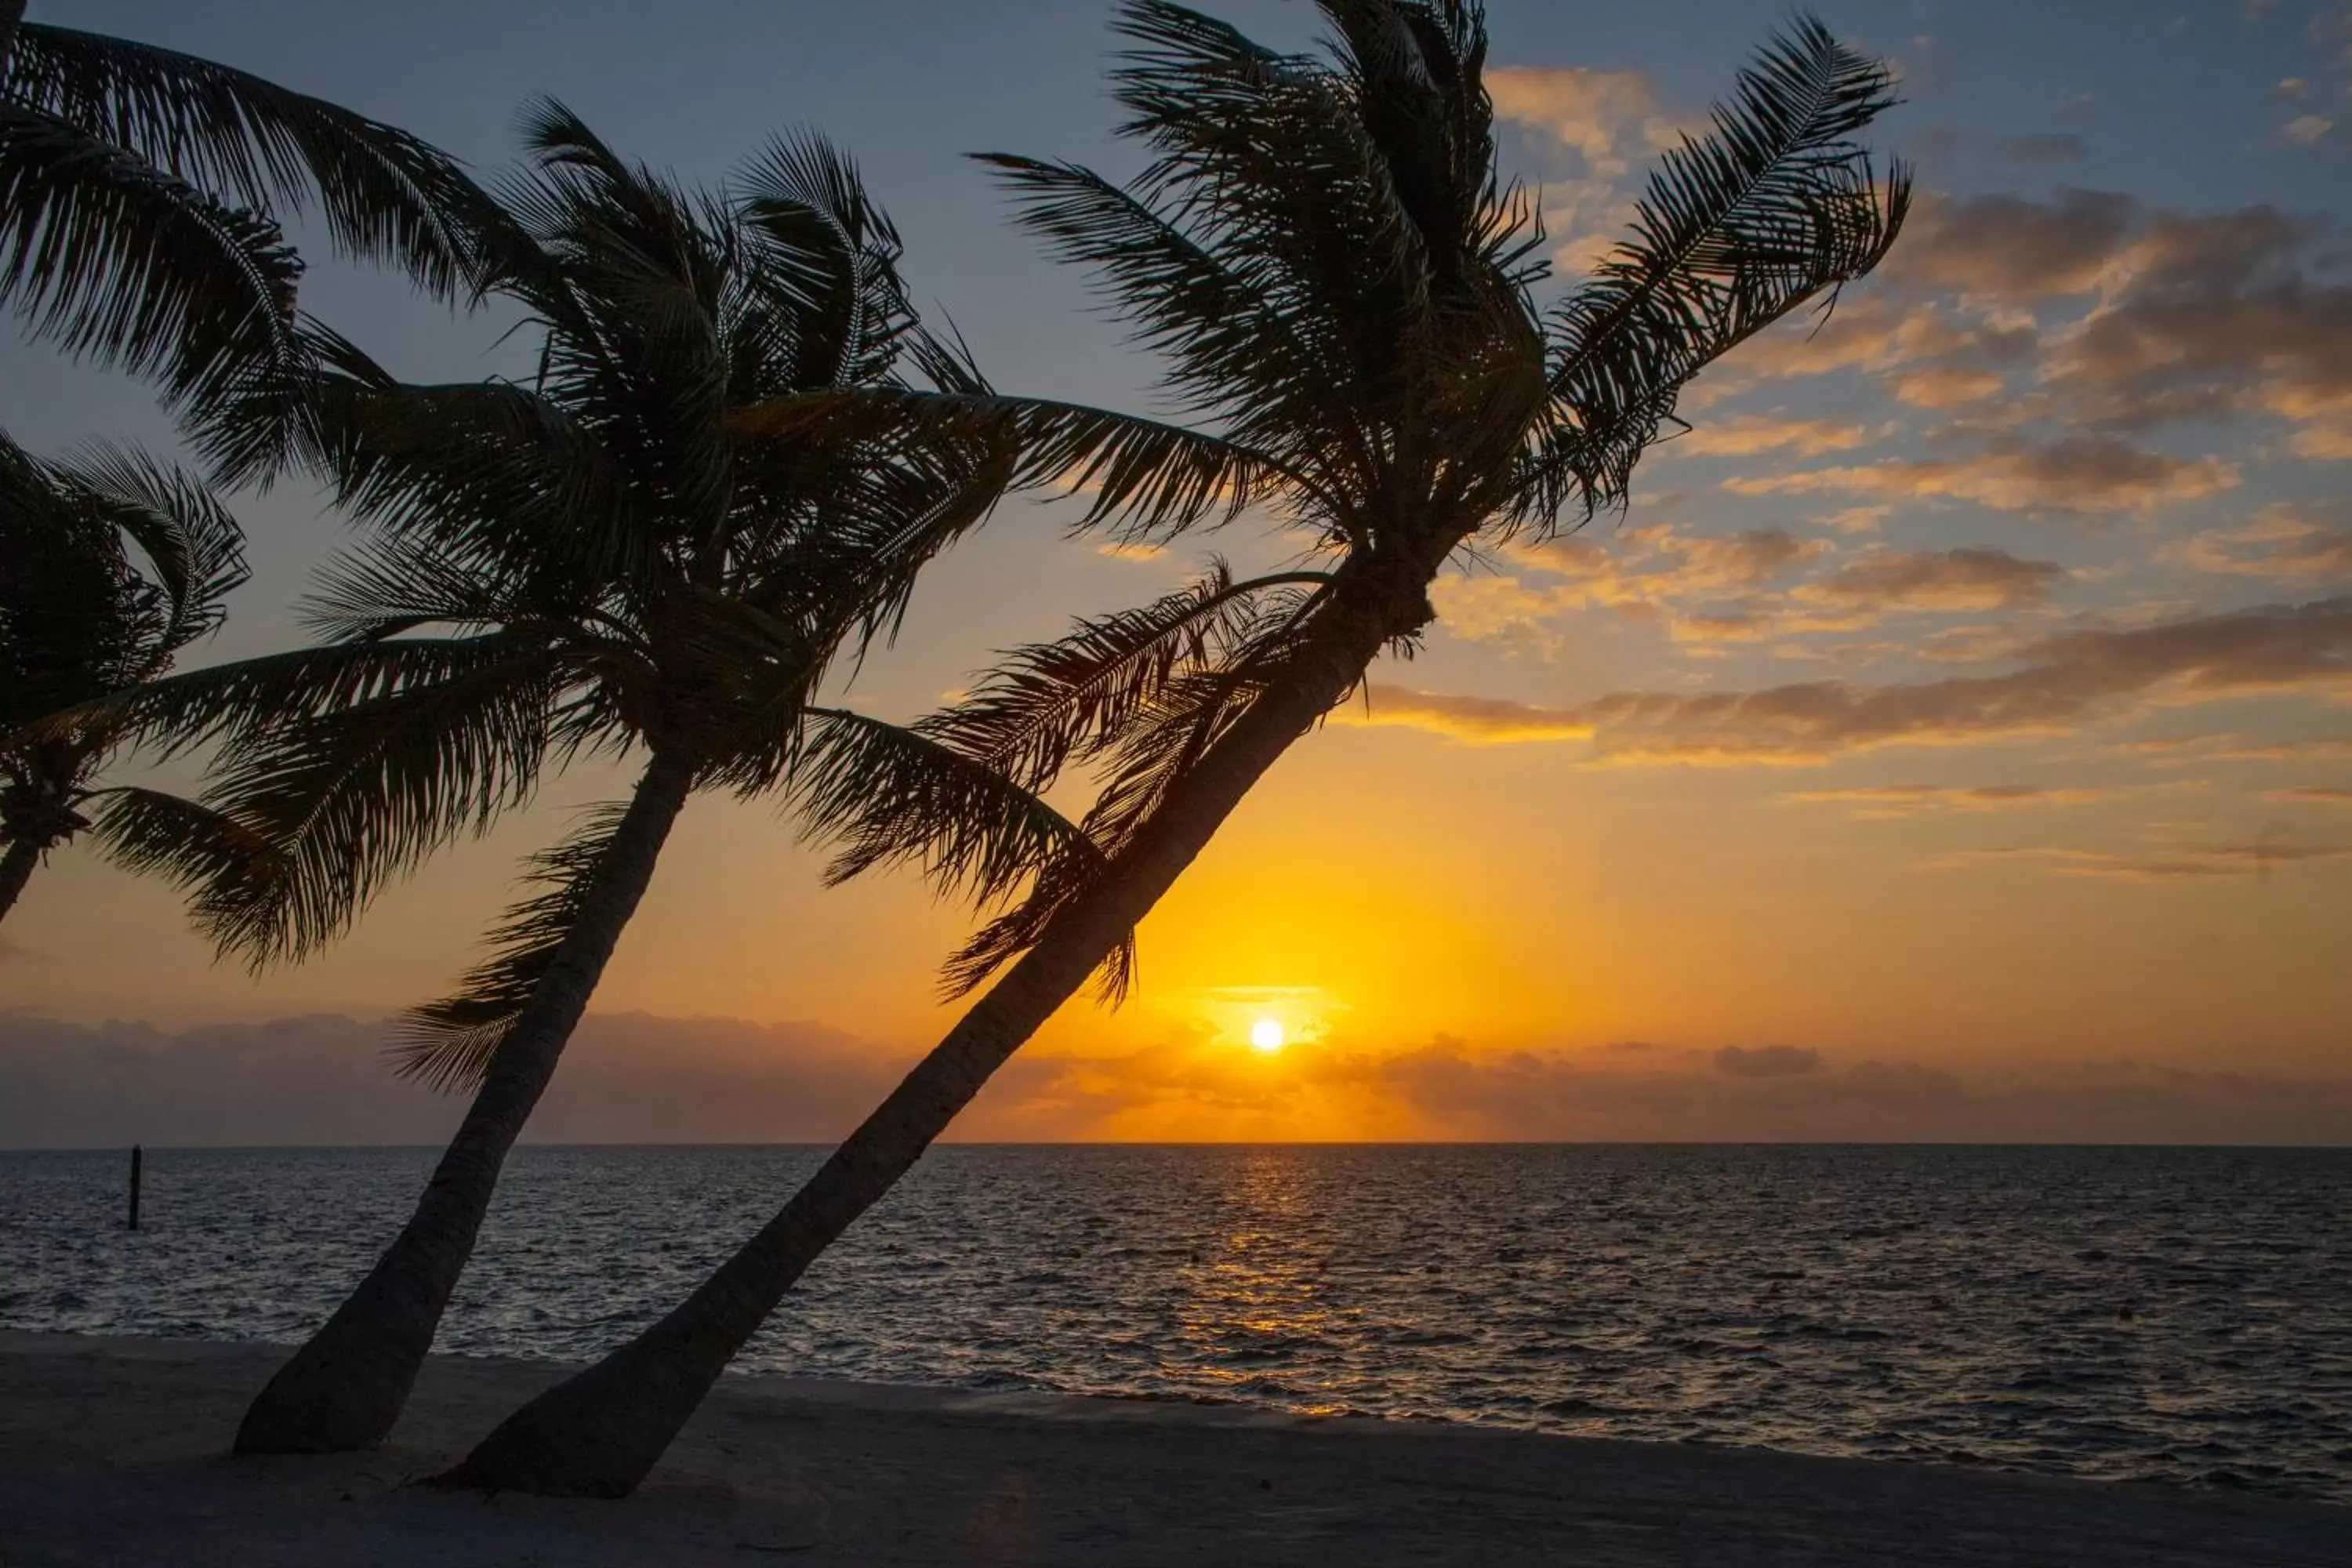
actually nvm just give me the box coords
[793,0,1910,998]
[80,103,1076,1076]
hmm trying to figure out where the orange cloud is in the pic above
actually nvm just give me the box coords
[1727,436,2239,514]
[1674,414,1887,458]
[1795,547,2062,612]
[1338,686,1594,745]
[1778,783,2119,818]
[2172,506,2352,583]
[1934,840,2352,880]
[1381,596,2352,764]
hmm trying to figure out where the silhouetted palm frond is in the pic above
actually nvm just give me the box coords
[5,23,485,292]
[0,103,304,419]
[387,801,630,1092]
[924,563,1332,788]
[1534,16,1909,524]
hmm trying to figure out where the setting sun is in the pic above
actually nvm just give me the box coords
[1249,1018,1286,1053]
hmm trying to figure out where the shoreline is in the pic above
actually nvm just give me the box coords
[5,1332,2347,1565]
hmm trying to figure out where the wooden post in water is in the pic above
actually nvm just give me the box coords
[127,1144,141,1232]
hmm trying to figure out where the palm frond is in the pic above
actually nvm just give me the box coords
[7,22,488,294]
[789,706,1134,1001]
[82,782,289,935]
[1537,13,1910,522]
[387,800,628,1093]
[41,441,246,657]
[924,564,1333,789]
[0,102,304,419]
[735,384,1301,544]
[8,632,546,763]
[191,641,564,964]
[731,129,912,396]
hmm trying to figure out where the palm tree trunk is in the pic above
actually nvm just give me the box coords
[232,749,697,1456]
[443,572,1432,1497]
[0,838,40,926]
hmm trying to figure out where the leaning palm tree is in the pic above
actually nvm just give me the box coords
[0,432,249,922]
[445,0,1910,1497]
[63,103,1078,1455]
[2,5,484,472]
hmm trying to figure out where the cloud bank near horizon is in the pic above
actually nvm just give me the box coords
[4,1011,2346,1149]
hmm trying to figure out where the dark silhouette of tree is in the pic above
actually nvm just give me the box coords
[443,0,1911,1497]
[0,433,248,923]
[1,5,484,472]
[63,103,1076,1455]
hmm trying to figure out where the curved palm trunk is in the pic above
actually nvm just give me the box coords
[444,576,1430,1497]
[0,838,41,925]
[233,749,696,1455]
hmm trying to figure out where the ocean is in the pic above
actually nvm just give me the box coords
[4,1143,2348,1502]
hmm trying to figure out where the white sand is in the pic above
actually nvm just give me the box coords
[2,1331,2345,1566]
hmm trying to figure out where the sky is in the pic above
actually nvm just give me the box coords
[3,0,2350,1144]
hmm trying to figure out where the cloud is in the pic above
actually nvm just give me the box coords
[1889,365,2006,408]
[1708,189,2352,459]
[1796,547,2063,612]
[1375,595,2352,763]
[1446,532,2066,655]
[10,1012,2350,1145]
[2282,114,2334,144]
[1935,840,2352,880]
[1673,414,1886,458]
[1007,1033,2352,1144]
[1434,524,1840,652]
[2172,506,2352,583]
[2119,731,2352,765]
[1884,188,2137,302]
[0,1011,902,1147]
[1726,435,2239,514]
[1486,65,1672,177]
[1713,1044,1821,1078]
[2271,786,2352,807]
[2051,207,2352,438]
[1778,783,2119,818]
[1341,686,1594,745]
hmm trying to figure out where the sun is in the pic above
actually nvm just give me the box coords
[1249,1017,1286,1053]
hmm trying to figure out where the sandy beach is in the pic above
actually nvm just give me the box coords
[1,1331,2343,1566]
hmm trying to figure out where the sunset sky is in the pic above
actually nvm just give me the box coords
[4,0,2349,1144]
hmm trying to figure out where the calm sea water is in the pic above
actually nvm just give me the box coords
[4,1144,2349,1501]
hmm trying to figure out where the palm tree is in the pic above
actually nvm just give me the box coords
[66,103,1080,1456]
[442,0,1911,1497]
[2,6,484,472]
[0,434,251,922]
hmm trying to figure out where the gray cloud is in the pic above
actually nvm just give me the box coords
[1934,840,2352,881]
[1714,1044,1822,1079]
[2172,506,2352,583]
[7,1014,2350,1148]
[1357,1042,2352,1143]
[2051,207,2352,437]
[1366,594,2352,763]
[1727,435,2239,514]
[1886,188,2138,301]
[1778,784,2120,818]
[1798,547,2063,611]
[0,1011,903,1148]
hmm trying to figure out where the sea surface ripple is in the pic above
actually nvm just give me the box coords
[4,1143,2349,1501]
